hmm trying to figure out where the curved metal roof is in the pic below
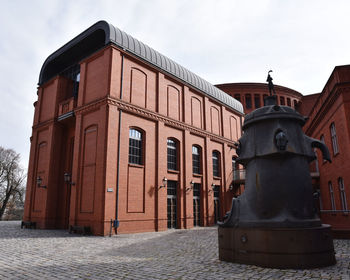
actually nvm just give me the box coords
[39,21,244,114]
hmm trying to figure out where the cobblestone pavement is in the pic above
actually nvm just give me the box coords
[0,221,349,280]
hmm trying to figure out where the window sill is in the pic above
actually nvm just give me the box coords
[128,163,144,169]
[213,176,221,180]
[167,170,179,174]
[193,173,202,178]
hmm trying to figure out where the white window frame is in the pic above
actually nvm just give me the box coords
[329,181,336,210]
[338,178,348,211]
[330,122,339,155]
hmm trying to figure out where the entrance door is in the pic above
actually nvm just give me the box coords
[167,180,177,229]
[213,185,220,224]
[193,183,201,226]
[64,136,74,229]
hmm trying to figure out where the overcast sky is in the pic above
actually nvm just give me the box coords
[1,0,350,169]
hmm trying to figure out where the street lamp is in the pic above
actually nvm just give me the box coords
[64,172,75,185]
[159,177,168,189]
[36,176,46,188]
[186,180,195,191]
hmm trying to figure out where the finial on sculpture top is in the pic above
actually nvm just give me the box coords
[266,70,276,96]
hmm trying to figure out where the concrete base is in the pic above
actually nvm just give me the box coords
[218,225,336,268]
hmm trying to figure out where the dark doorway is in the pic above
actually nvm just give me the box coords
[213,185,220,224]
[193,183,201,226]
[63,136,74,229]
[167,180,177,229]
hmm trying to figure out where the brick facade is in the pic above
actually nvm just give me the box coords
[302,65,350,238]
[23,22,244,235]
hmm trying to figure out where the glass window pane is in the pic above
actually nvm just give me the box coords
[129,128,143,165]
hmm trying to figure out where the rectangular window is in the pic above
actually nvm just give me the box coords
[321,135,327,163]
[192,146,201,174]
[234,94,241,102]
[263,94,268,106]
[193,183,200,197]
[339,178,348,211]
[329,182,336,210]
[287,98,291,107]
[212,151,220,177]
[213,185,220,198]
[245,94,252,109]
[293,100,298,108]
[129,129,143,165]
[167,139,177,171]
[280,96,285,105]
[61,64,80,98]
[330,123,339,155]
[254,95,261,108]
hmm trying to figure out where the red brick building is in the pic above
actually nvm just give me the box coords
[302,65,350,238]
[23,21,244,235]
[216,83,303,114]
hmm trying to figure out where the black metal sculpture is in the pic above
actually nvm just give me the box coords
[218,77,336,268]
[266,70,276,96]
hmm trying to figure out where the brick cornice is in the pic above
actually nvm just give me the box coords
[33,95,239,147]
[74,96,108,115]
[304,87,341,135]
[106,97,238,147]
[32,118,55,130]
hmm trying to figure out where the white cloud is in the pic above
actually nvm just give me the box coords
[1,0,350,168]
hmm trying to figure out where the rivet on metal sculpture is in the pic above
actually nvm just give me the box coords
[218,72,336,269]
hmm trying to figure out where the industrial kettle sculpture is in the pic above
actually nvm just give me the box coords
[218,87,336,268]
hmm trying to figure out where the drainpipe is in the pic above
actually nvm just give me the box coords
[114,53,124,235]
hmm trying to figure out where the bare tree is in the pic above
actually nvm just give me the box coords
[0,147,26,220]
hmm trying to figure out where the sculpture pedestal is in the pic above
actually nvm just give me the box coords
[218,225,336,268]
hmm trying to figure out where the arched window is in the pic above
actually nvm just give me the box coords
[192,145,201,174]
[212,151,220,177]
[167,138,178,171]
[330,122,339,155]
[338,178,347,211]
[329,181,336,210]
[129,128,143,165]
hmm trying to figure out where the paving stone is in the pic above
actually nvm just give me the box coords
[0,221,349,279]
